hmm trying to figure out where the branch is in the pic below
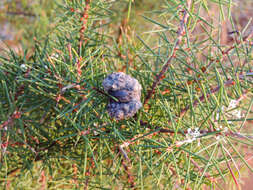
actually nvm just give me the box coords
[206,28,253,69]
[0,110,21,130]
[119,88,252,155]
[144,0,192,105]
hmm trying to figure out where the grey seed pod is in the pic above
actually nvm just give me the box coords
[103,72,142,120]
[103,72,141,92]
[107,100,142,120]
[108,90,141,103]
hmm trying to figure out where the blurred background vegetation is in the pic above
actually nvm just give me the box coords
[0,0,165,54]
[0,0,60,53]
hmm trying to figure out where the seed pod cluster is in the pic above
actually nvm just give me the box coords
[102,72,142,120]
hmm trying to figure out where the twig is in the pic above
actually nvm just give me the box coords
[226,160,240,189]
[178,73,250,119]
[144,0,192,105]
[119,144,130,162]
[38,170,46,190]
[0,110,21,129]
[121,159,136,188]
[227,131,253,140]
[206,29,253,70]
[67,43,73,61]
[78,0,91,54]
[178,79,235,118]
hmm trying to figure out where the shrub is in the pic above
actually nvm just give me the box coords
[0,0,253,189]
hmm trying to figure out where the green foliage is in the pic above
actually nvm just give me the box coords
[0,0,253,189]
